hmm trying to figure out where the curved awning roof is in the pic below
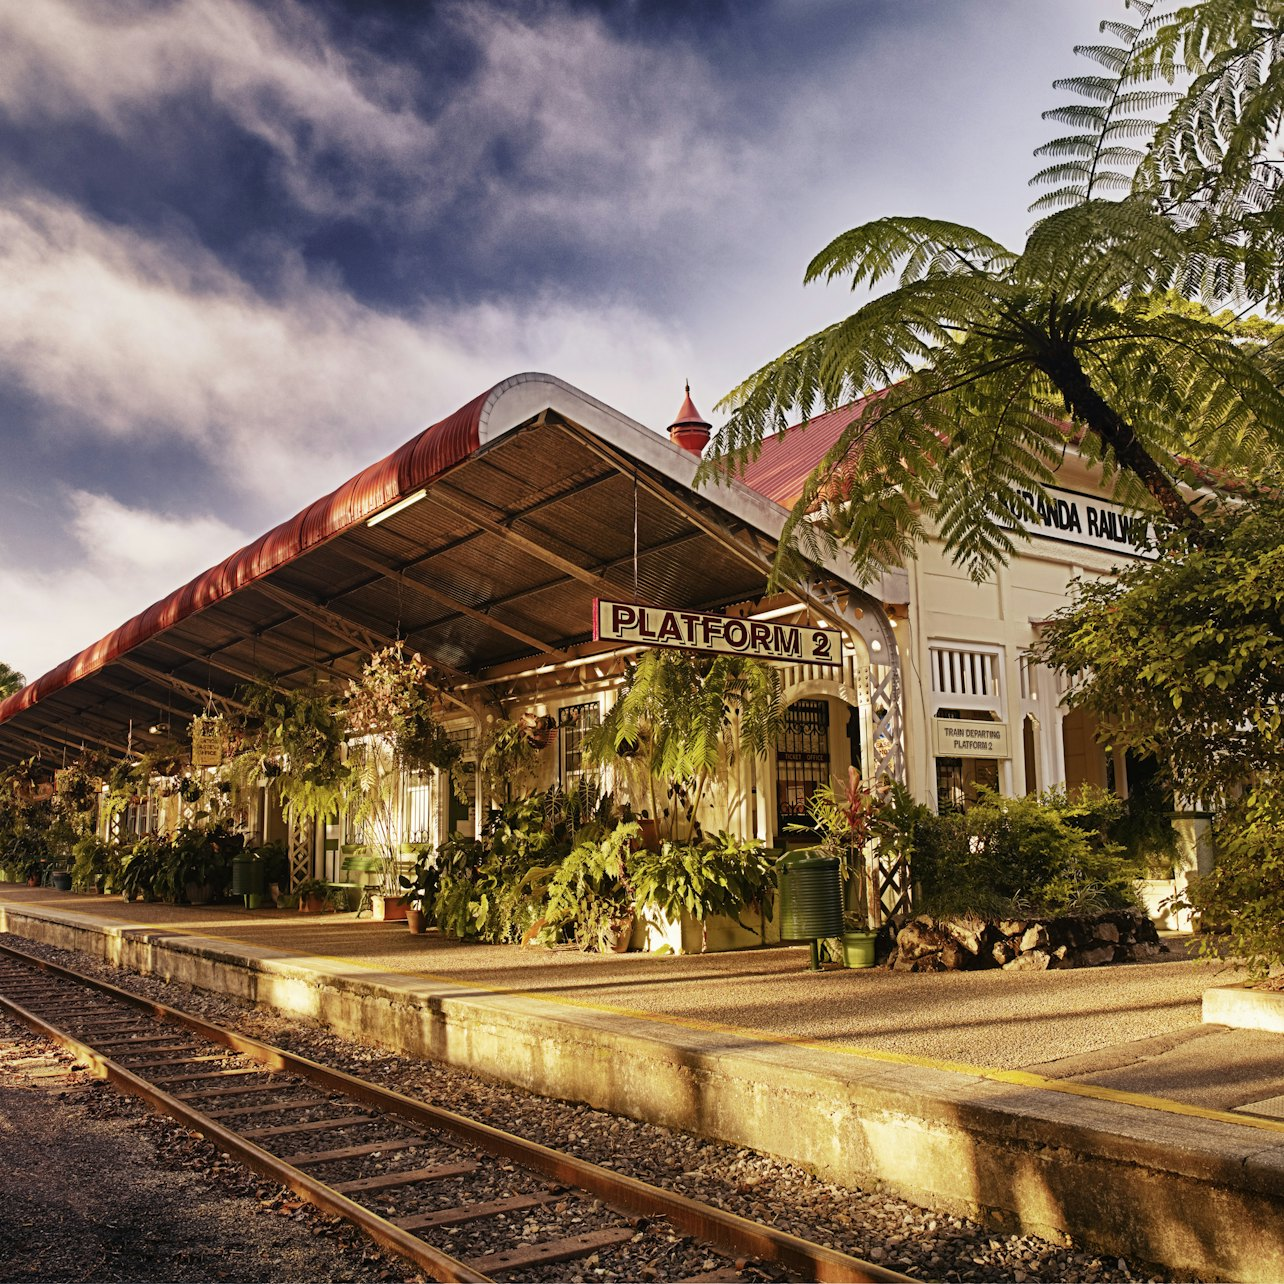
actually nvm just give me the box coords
[0,373,881,767]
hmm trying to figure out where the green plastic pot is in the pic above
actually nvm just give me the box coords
[842,929,878,969]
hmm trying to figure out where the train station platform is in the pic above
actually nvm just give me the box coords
[2,884,1282,1281]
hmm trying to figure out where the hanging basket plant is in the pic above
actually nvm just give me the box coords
[346,644,463,894]
[519,712,557,749]
[228,681,350,822]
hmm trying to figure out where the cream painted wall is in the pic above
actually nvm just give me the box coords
[903,459,1154,808]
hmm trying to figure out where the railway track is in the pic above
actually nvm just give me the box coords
[0,940,911,1284]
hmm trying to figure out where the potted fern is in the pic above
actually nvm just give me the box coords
[586,649,784,846]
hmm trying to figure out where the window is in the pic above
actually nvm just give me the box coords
[403,771,434,846]
[774,699,830,838]
[559,702,600,793]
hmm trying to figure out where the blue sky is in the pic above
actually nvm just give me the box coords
[1,0,1123,682]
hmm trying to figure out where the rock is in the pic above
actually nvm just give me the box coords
[940,939,968,970]
[897,920,951,961]
[1004,949,1051,971]
[1134,915,1161,944]
[991,939,1016,966]
[998,920,1026,937]
[1130,941,1160,959]
[1074,944,1116,967]
[1094,922,1120,944]
[912,954,947,973]
[1019,924,1049,953]
[946,916,988,956]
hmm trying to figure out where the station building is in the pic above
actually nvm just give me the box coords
[0,372,1195,920]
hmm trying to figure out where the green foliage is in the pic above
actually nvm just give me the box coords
[793,767,891,923]
[118,834,168,902]
[1034,497,1284,803]
[628,832,776,928]
[0,759,54,881]
[707,4,1284,584]
[233,680,351,823]
[248,840,290,888]
[0,661,24,698]
[346,645,463,892]
[71,834,121,892]
[587,649,784,841]
[345,645,462,778]
[1038,495,1284,972]
[398,844,442,915]
[1186,791,1284,976]
[425,801,775,953]
[907,788,1143,920]
[169,822,244,897]
[540,822,639,952]
[478,718,541,801]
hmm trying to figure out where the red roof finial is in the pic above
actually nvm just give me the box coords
[668,381,711,456]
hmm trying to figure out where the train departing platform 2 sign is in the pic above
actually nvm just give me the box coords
[594,599,843,666]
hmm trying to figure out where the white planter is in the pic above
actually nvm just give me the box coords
[634,896,778,955]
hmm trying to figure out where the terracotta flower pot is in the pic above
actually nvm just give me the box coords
[372,893,408,922]
[405,906,426,934]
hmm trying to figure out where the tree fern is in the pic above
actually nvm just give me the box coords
[706,2,1284,584]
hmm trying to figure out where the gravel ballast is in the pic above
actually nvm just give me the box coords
[0,935,1178,1284]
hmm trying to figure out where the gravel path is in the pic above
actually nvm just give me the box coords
[0,936,1179,1284]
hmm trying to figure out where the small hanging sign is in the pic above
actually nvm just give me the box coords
[594,598,842,667]
[190,716,225,768]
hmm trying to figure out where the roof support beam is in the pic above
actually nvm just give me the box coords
[253,581,388,661]
[332,542,568,659]
[549,416,878,636]
[254,580,478,690]
[427,483,625,601]
[109,660,247,715]
[150,637,282,691]
[13,719,129,758]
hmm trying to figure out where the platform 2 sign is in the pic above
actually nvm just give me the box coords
[594,599,843,667]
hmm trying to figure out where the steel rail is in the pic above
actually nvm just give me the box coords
[0,981,489,1282]
[0,940,912,1283]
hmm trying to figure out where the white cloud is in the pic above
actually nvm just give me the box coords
[0,0,743,238]
[0,492,250,682]
[0,195,695,514]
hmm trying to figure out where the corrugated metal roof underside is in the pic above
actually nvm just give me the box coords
[0,415,773,766]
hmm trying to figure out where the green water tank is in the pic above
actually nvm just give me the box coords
[777,850,844,941]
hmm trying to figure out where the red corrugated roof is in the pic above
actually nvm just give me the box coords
[0,388,490,728]
[737,399,873,507]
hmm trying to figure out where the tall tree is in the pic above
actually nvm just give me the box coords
[0,662,24,698]
[709,2,1284,582]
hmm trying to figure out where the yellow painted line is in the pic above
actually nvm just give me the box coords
[7,897,1284,1138]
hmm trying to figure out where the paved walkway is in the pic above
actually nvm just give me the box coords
[0,884,1274,1114]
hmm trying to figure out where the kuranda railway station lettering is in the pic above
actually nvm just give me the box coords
[1011,486,1158,560]
[594,599,843,666]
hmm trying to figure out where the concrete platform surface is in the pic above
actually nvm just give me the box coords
[2,886,1282,1281]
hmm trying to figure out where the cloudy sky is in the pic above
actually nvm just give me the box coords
[1,0,1123,684]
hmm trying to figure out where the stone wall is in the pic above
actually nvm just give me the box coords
[889,910,1164,972]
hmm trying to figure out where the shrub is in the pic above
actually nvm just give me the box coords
[1185,789,1284,977]
[628,831,775,927]
[908,789,1143,919]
